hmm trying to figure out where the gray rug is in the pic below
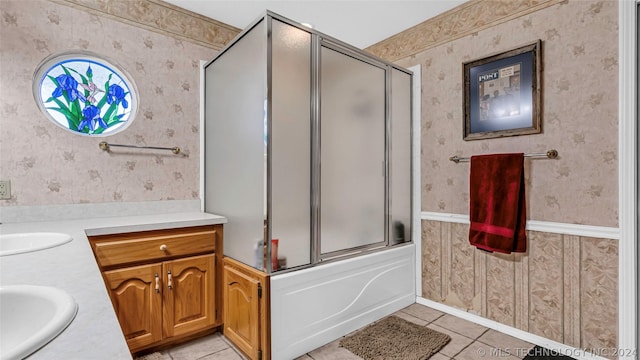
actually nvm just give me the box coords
[339,316,451,360]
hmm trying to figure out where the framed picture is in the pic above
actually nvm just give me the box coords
[463,40,541,141]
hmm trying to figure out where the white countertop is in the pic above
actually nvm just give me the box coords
[0,211,227,360]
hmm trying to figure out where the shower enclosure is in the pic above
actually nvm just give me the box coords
[204,11,412,274]
[204,11,416,359]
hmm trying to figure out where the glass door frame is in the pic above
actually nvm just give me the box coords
[312,38,391,262]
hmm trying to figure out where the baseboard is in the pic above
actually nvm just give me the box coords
[416,297,609,360]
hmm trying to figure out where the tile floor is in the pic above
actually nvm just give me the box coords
[151,303,536,360]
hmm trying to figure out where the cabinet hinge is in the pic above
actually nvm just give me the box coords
[258,283,262,299]
[258,349,262,360]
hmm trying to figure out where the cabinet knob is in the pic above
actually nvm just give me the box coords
[160,244,168,251]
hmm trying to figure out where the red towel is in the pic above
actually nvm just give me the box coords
[469,153,526,254]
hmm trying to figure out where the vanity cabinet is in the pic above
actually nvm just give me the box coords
[223,257,270,360]
[89,225,223,354]
[102,262,163,350]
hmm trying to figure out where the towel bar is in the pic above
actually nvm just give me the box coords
[99,141,181,154]
[449,149,558,163]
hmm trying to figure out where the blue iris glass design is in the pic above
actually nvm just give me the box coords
[78,105,107,132]
[51,74,86,103]
[107,84,128,109]
[37,54,136,136]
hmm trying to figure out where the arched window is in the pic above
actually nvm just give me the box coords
[33,51,138,136]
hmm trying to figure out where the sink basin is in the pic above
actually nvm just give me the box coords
[0,233,72,256]
[0,285,78,360]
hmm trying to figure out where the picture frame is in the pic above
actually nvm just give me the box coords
[463,40,542,141]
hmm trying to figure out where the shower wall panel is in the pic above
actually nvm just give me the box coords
[205,21,267,268]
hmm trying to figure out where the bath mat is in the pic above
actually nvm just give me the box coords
[339,315,451,360]
[133,352,167,360]
[523,346,577,360]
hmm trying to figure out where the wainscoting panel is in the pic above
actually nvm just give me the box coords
[447,223,475,309]
[579,237,618,354]
[421,220,619,359]
[563,235,581,348]
[486,251,517,327]
[528,231,563,343]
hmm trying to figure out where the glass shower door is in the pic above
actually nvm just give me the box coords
[319,44,387,257]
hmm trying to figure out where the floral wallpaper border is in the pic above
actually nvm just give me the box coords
[50,0,241,50]
[366,0,565,62]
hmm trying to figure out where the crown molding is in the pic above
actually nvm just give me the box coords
[366,0,565,62]
[51,0,241,50]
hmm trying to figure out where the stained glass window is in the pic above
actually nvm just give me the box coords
[33,52,137,136]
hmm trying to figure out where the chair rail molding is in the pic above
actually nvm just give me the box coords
[421,212,620,240]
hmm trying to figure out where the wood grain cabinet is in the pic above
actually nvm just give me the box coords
[89,225,223,354]
[223,257,270,360]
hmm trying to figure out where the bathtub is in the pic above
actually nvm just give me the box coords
[270,243,416,359]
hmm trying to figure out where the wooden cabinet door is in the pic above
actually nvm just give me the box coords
[223,261,261,360]
[163,254,216,338]
[103,263,163,352]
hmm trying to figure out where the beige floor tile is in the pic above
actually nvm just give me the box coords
[168,333,231,360]
[156,312,541,360]
[429,353,451,360]
[393,310,430,326]
[294,355,314,360]
[400,303,445,323]
[307,338,364,360]
[198,347,245,360]
[426,324,475,358]
[453,341,521,360]
[432,314,488,339]
[476,329,534,357]
[136,352,170,360]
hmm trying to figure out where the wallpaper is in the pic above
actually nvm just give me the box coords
[0,0,219,206]
[422,220,619,358]
[393,0,618,227]
[382,0,620,356]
